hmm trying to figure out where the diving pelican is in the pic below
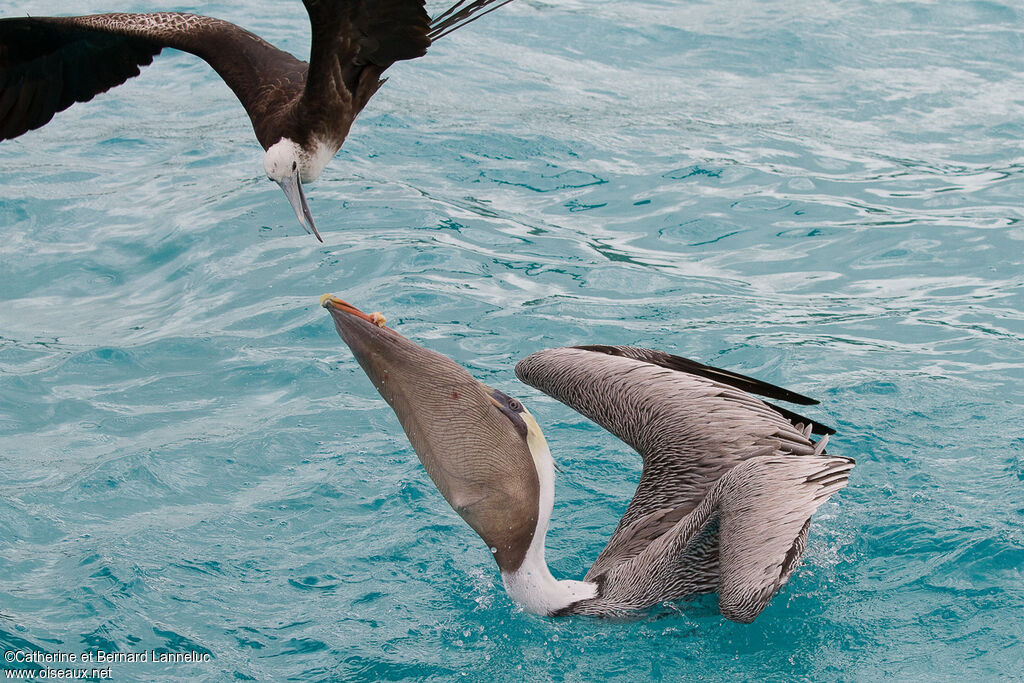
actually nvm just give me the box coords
[0,1,514,240]
[321,295,854,621]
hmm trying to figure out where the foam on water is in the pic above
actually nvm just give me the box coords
[1,0,1022,680]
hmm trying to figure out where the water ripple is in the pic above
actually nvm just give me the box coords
[1,0,1022,680]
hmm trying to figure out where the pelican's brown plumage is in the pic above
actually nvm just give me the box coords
[322,296,855,622]
[515,346,852,621]
[0,1,514,240]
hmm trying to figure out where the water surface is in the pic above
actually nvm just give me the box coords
[1,0,1022,680]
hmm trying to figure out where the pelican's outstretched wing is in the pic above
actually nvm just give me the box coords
[713,454,852,621]
[0,13,305,145]
[563,454,853,621]
[514,346,845,583]
[573,345,835,435]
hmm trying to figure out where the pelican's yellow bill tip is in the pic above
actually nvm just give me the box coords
[320,293,336,308]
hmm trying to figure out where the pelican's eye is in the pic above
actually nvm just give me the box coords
[490,390,528,440]
[292,161,298,171]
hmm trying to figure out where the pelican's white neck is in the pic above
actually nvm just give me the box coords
[500,412,598,615]
[501,543,598,616]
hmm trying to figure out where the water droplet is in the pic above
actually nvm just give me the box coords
[490,546,497,553]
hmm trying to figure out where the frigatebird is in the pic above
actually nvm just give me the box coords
[0,1,514,240]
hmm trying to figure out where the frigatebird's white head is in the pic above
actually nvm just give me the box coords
[263,138,330,242]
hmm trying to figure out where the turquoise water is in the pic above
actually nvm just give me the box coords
[2,0,1022,679]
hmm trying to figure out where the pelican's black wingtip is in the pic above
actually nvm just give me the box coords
[572,345,822,406]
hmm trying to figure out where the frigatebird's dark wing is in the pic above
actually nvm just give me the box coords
[0,12,306,146]
[428,0,517,41]
[300,0,431,109]
[299,0,515,112]
[514,346,843,582]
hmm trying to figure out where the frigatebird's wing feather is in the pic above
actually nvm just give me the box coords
[0,16,159,140]
[0,13,306,146]
[301,0,430,105]
[514,346,844,581]
[429,0,516,41]
[299,0,513,109]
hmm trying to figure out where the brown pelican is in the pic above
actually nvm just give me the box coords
[321,295,854,621]
[0,1,513,241]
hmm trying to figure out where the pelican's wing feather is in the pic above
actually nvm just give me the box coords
[514,346,839,580]
[570,454,853,621]
[713,454,853,622]
[574,345,834,434]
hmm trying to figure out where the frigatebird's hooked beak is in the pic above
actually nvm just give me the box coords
[277,168,323,242]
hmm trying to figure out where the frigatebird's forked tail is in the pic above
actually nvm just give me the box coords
[0,1,517,241]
